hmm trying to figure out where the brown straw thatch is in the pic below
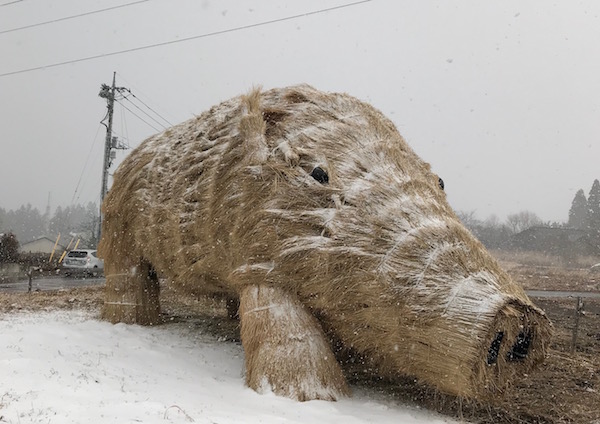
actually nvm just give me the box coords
[99,84,552,401]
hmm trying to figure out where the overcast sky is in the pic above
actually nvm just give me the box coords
[1,0,599,223]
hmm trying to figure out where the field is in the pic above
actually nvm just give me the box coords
[1,257,599,423]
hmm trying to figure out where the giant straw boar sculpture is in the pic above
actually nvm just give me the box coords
[99,85,551,401]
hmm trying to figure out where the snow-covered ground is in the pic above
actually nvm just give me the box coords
[0,310,459,423]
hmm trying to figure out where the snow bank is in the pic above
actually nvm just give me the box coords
[0,310,458,423]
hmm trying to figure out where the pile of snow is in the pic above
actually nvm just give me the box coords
[0,310,458,423]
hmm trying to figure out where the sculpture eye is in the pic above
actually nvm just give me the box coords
[310,167,329,184]
[438,177,445,191]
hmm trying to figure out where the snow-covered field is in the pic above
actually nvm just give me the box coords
[0,310,459,424]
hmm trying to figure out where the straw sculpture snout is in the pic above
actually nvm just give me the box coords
[99,85,551,402]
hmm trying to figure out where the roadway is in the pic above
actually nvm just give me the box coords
[0,276,105,293]
[1,277,599,300]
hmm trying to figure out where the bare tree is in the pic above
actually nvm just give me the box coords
[456,210,480,231]
[484,214,501,229]
[506,211,542,234]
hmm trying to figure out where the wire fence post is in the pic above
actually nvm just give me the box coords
[27,267,33,293]
[571,296,584,353]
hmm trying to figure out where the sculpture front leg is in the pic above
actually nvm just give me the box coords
[239,285,349,401]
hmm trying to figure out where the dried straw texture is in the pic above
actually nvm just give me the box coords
[99,85,552,400]
[239,285,350,400]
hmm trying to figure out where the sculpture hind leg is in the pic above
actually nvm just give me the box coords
[101,259,161,326]
[239,285,349,401]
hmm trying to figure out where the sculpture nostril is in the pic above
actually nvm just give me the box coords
[507,330,533,362]
[487,331,504,365]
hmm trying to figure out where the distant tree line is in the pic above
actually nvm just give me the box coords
[0,202,99,249]
[456,210,546,249]
[457,178,600,251]
[3,180,600,256]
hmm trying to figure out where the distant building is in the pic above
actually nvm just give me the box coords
[19,237,66,255]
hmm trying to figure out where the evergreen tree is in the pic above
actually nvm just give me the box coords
[0,232,19,263]
[588,179,600,230]
[49,206,70,236]
[7,204,45,242]
[568,189,588,229]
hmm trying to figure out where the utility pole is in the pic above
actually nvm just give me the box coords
[97,72,128,243]
[44,191,51,234]
[99,72,116,213]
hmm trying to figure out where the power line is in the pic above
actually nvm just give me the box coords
[116,72,176,126]
[0,0,150,35]
[72,152,103,206]
[71,121,103,205]
[0,0,372,78]
[0,0,24,7]
[116,99,162,133]
[118,103,130,148]
[121,94,169,130]
[126,90,173,127]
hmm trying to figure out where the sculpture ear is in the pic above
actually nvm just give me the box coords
[240,87,269,164]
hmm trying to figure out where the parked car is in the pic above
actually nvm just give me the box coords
[62,249,104,277]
